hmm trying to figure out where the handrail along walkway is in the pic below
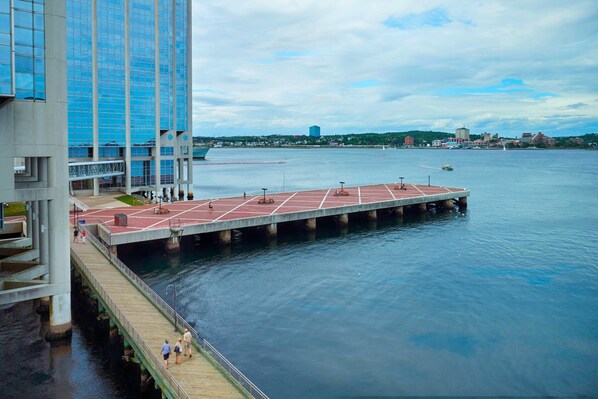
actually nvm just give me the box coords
[77,224,269,399]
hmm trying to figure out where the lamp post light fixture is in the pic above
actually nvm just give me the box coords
[261,188,267,202]
[339,181,345,191]
[166,283,178,332]
[399,177,404,186]
[158,195,163,211]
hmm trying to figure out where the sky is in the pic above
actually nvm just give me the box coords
[191,0,598,137]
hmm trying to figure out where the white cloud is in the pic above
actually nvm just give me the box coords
[192,0,598,136]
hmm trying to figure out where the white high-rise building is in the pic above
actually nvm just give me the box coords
[455,127,470,140]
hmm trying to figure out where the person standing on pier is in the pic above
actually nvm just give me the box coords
[81,230,86,244]
[161,339,172,368]
[183,328,193,358]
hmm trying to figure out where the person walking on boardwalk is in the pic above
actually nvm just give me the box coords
[174,338,183,365]
[161,339,172,368]
[73,228,79,243]
[183,328,192,358]
[81,230,87,244]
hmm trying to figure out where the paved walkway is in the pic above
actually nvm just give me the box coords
[74,182,466,234]
[71,239,246,399]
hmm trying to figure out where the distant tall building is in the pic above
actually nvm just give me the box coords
[455,127,470,140]
[66,0,194,199]
[309,125,321,138]
[0,0,72,338]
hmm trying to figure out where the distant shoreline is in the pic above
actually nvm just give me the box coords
[204,145,597,151]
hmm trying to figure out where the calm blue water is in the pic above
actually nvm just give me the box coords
[120,148,598,398]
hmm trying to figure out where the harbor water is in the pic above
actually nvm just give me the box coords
[2,148,598,398]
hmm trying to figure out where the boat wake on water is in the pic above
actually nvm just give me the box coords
[419,165,442,170]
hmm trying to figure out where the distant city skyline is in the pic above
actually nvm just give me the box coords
[192,1,598,137]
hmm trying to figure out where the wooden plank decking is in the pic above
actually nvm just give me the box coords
[70,238,246,399]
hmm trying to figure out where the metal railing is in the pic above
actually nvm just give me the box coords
[71,248,190,399]
[77,225,269,399]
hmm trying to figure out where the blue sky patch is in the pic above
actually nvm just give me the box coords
[384,8,451,30]
[350,80,380,89]
[438,78,556,98]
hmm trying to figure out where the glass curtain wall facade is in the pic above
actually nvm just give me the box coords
[67,0,192,197]
[0,0,45,101]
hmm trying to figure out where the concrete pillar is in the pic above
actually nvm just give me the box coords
[459,197,468,208]
[46,293,72,340]
[443,200,454,209]
[165,237,180,252]
[305,218,316,232]
[91,0,99,196]
[335,213,349,226]
[218,230,231,245]
[32,201,40,251]
[110,245,118,257]
[394,206,404,216]
[367,210,377,221]
[37,200,50,315]
[124,0,131,195]
[265,223,277,238]
[417,203,427,213]
[153,0,161,201]
[186,0,194,201]
[26,201,33,238]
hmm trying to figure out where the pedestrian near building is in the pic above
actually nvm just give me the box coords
[81,230,87,244]
[161,339,172,368]
[174,338,183,364]
[73,229,79,243]
[183,328,192,358]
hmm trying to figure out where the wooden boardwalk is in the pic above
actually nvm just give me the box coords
[70,237,247,399]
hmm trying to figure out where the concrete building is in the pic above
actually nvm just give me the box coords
[0,0,72,339]
[531,132,556,146]
[309,125,320,138]
[67,0,194,200]
[521,133,533,143]
[455,127,470,140]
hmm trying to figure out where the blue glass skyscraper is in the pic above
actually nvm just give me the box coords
[67,0,194,199]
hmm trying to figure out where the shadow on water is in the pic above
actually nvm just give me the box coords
[118,207,468,277]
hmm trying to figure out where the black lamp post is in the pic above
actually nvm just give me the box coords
[158,195,163,211]
[340,181,345,191]
[261,188,267,202]
[166,283,178,332]
[399,176,404,186]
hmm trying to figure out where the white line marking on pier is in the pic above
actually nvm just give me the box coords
[412,184,426,196]
[214,197,261,221]
[271,192,297,214]
[319,189,331,209]
[143,201,211,230]
[358,186,362,204]
[384,184,397,199]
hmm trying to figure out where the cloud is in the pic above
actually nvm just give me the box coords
[192,0,598,137]
[350,80,379,89]
[566,102,588,109]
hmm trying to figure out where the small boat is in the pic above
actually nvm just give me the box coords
[441,164,453,171]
